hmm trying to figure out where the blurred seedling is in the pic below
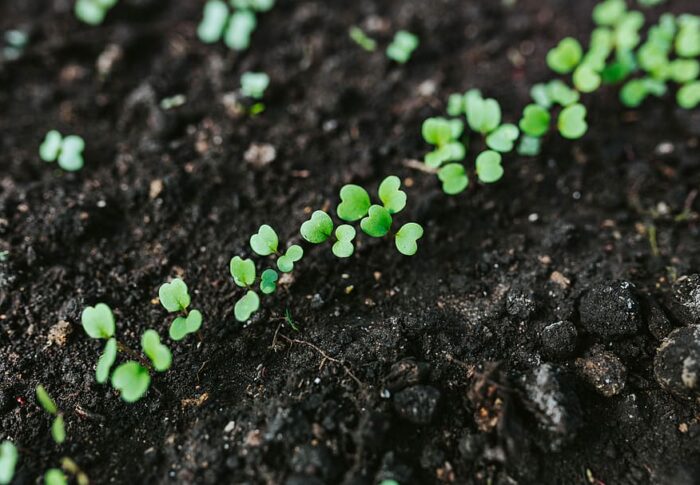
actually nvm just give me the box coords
[35,385,65,445]
[75,0,118,26]
[240,71,269,114]
[386,30,419,63]
[0,441,17,485]
[349,26,377,52]
[40,131,85,172]
[159,278,203,341]
[198,0,274,51]
[2,29,28,61]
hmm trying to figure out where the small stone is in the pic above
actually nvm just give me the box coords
[579,280,642,338]
[643,296,674,340]
[670,274,700,325]
[654,325,700,399]
[244,143,277,168]
[384,358,430,391]
[47,320,72,347]
[575,347,626,397]
[506,287,537,320]
[393,385,440,425]
[540,321,577,360]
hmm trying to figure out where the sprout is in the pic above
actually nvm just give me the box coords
[395,223,424,256]
[260,269,278,294]
[169,310,202,341]
[676,15,700,58]
[75,0,118,26]
[465,89,501,134]
[141,330,172,372]
[386,30,419,64]
[301,211,334,244]
[337,185,371,221]
[614,12,645,51]
[546,37,583,74]
[81,303,116,339]
[277,245,303,272]
[437,163,469,195]
[670,59,700,83]
[349,26,376,52]
[197,1,264,51]
[197,0,229,43]
[573,65,602,92]
[475,151,504,184]
[677,81,700,108]
[0,441,17,485]
[360,205,392,238]
[44,469,67,485]
[332,225,356,258]
[422,117,466,168]
[111,362,151,403]
[39,131,85,172]
[234,290,260,321]
[519,104,551,137]
[230,256,256,286]
[558,104,588,139]
[225,10,257,51]
[250,224,279,256]
[159,278,190,312]
[545,80,580,107]
[36,385,65,445]
[485,123,520,153]
[378,176,407,214]
[592,0,627,26]
[620,78,667,107]
[601,49,636,83]
[447,93,465,116]
[240,72,270,100]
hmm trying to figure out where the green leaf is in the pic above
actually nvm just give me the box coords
[676,15,700,58]
[197,0,229,43]
[260,269,279,294]
[141,330,172,372]
[615,11,645,51]
[277,245,303,272]
[573,65,602,93]
[0,441,18,485]
[601,50,637,83]
[337,185,371,221]
[169,309,203,341]
[558,104,588,139]
[592,0,626,26]
[395,223,424,256]
[44,468,67,485]
[332,224,356,258]
[240,72,270,100]
[475,151,504,184]
[234,290,260,322]
[519,104,551,137]
[111,362,151,403]
[40,130,62,162]
[96,338,117,384]
[446,93,465,116]
[36,385,58,415]
[81,303,115,339]
[224,10,257,50]
[51,415,66,444]
[386,30,419,63]
[677,81,700,109]
[546,37,583,74]
[158,278,191,312]
[57,135,85,172]
[485,124,519,153]
[250,224,279,256]
[360,205,392,238]
[465,90,501,134]
[546,80,580,107]
[518,136,542,156]
[349,26,377,52]
[378,176,407,214]
[670,59,700,83]
[437,163,469,195]
[530,83,552,108]
[300,210,333,243]
[75,0,107,26]
[421,117,453,146]
[230,256,256,287]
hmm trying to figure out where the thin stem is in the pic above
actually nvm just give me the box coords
[116,341,153,372]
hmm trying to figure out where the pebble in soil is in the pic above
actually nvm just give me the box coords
[654,325,700,400]
[575,345,627,397]
[540,320,578,360]
[579,280,642,339]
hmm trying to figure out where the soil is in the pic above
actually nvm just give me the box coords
[2,0,700,484]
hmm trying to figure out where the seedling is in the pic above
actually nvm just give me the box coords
[438,163,469,195]
[620,78,666,107]
[386,30,419,64]
[198,0,272,50]
[592,0,627,26]
[519,104,551,137]
[44,469,67,485]
[301,211,334,243]
[547,37,583,74]
[248,224,304,272]
[240,71,270,100]
[678,81,700,108]
[159,278,204,341]
[475,151,504,184]
[35,385,66,445]
[558,104,588,139]
[465,90,502,135]
[39,131,85,172]
[141,330,172,371]
[75,0,118,26]
[360,205,392,237]
[349,26,377,52]
[421,117,466,168]
[395,223,424,256]
[485,124,520,153]
[676,15,700,58]
[111,362,151,402]
[0,441,17,485]
[332,225,356,258]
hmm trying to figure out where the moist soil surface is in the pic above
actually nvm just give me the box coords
[2,1,700,484]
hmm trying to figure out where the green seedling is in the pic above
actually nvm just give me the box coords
[386,30,419,64]
[301,211,334,243]
[592,0,627,26]
[44,469,67,485]
[395,223,424,256]
[475,151,504,184]
[677,81,700,108]
[573,64,602,92]
[349,26,377,52]
[75,0,118,26]
[614,11,645,52]
[447,92,466,116]
[250,224,279,255]
[437,163,469,195]
[159,278,191,312]
[519,104,551,137]
[277,245,303,272]
[676,15,700,58]
[198,0,229,43]
[36,385,65,444]
[234,290,260,321]
[547,37,583,74]
[81,303,115,339]
[260,269,278,294]
[198,0,261,51]
[0,441,17,485]
[620,78,667,107]
[485,124,520,153]
[337,185,371,221]
[141,330,172,372]
[241,71,269,100]
[230,256,256,286]
[3,29,28,61]
[558,104,588,139]
[378,175,407,214]
[111,362,150,403]
[422,117,466,168]
[39,131,85,172]
[670,59,700,83]
[465,89,502,134]
[360,205,392,238]
[332,225,356,258]
[96,338,117,383]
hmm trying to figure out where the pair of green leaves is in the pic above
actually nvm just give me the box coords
[39,131,85,172]
[0,441,17,485]
[197,0,258,50]
[240,72,269,100]
[386,30,419,64]
[249,224,305,272]
[81,303,118,384]
[230,257,264,321]
[465,90,520,152]
[620,78,667,107]
[74,0,117,26]
[678,81,700,109]
[337,176,407,221]
[520,102,587,140]
[36,385,65,445]
[159,278,203,341]
[422,117,466,168]
[676,14,700,58]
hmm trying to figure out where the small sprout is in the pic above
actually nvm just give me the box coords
[111,362,151,402]
[395,223,424,256]
[40,131,85,172]
[614,12,645,51]
[75,0,117,26]
[300,211,334,244]
[3,29,29,61]
[676,15,700,58]
[250,224,279,256]
[0,441,17,485]
[234,290,260,321]
[96,338,117,383]
[36,386,65,444]
[518,135,542,156]
[160,94,187,110]
[378,175,407,214]
[558,104,588,139]
[592,0,627,26]
[620,78,666,107]
[447,93,465,116]
[158,278,191,312]
[230,256,256,287]
[141,330,172,372]
[519,104,551,137]
[573,65,602,93]
[197,0,229,43]
[169,310,203,341]
[44,469,68,485]
[546,37,583,74]
[422,117,465,168]
[349,26,376,52]
[81,303,115,340]
[332,225,356,258]
[52,416,66,445]
[545,80,580,107]
[260,269,279,294]
[465,90,501,134]
[337,185,371,221]
[360,205,392,238]
[277,245,303,272]
[475,151,504,184]
[485,123,520,153]
[240,72,269,100]
[437,163,469,195]
[677,81,700,109]
[386,30,419,64]
[225,10,257,51]
[670,59,700,83]
[601,50,637,83]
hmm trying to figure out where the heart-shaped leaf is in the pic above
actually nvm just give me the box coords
[44,468,67,485]
[530,83,552,108]
[546,80,580,107]
[476,150,504,184]
[592,0,626,26]
[197,0,229,43]
[447,93,465,116]
[573,65,602,93]
[337,185,371,221]
[75,0,108,26]
[141,330,172,372]
[230,256,256,287]
[300,210,333,243]
[485,124,520,153]
[51,416,65,445]
[378,176,407,214]
[519,104,551,137]
[360,205,392,238]
[96,337,117,383]
[425,142,466,168]
[465,90,502,134]
[224,10,257,51]
[159,278,190,312]
[546,37,583,74]
[437,163,469,195]
[40,130,62,162]
[36,385,58,415]
[332,224,356,258]
[0,441,18,485]
[386,30,419,64]
[678,81,700,109]
[277,244,303,272]
[81,303,116,339]
[169,309,203,341]
[111,361,151,403]
[235,290,260,322]
[57,135,85,172]
[395,222,424,256]
[260,269,279,294]
[558,103,588,139]
[250,224,279,256]
[421,118,452,146]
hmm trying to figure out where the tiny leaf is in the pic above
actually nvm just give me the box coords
[437,163,469,195]
[36,385,58,415]
[234,290,260,322]
[395,223,424,256]
[230,256,256,287]
[141,330,172,372]
[111,362,151,403]
[260,269,279,294]
[300,211,334,243]
[360,205,392,238]
[475,151,504,184]
[250,224,279,256]
[81,303,116,339]
[332,224,356,258]
[158,278,190,312]
[378,175,407,214]
[277,245,303,273]
[96,338,117,384]
[558,104,588,139]
[337,185,371,221]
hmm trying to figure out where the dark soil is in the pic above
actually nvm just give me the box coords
[2,0,700,484]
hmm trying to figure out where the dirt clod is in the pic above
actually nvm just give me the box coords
[654,325,700,400]
[579,280,642,339]
[576,347,626,397]
[393,385,441,425]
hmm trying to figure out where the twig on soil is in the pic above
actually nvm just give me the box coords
[402,158,438,174]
